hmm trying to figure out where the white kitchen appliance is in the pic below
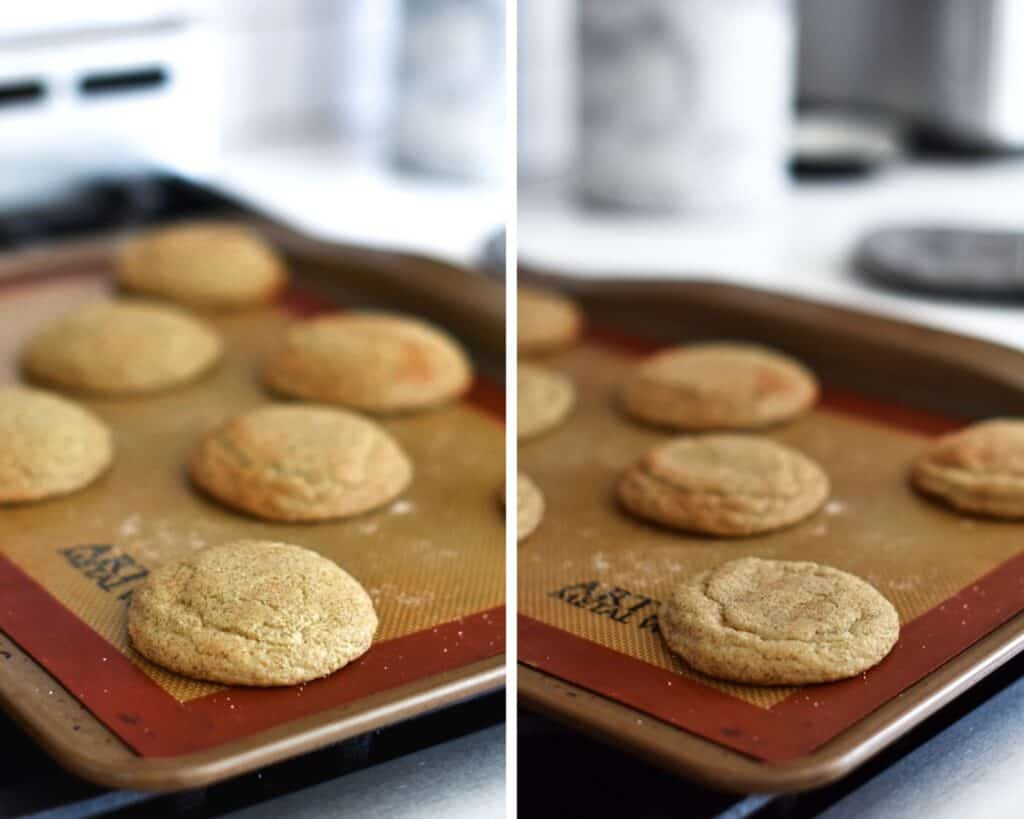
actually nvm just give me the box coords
[0,3,223,209]
[799,0,1024,150]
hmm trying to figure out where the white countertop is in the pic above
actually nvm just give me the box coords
[205,138,505,268]
[205,137,1021,348]
[519,158,1024,351]
[819,669,1024,819]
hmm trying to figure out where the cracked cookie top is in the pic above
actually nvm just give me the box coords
[22,299,222,395]
[264,311,472,414]
[618,435,829,536]
[190,404,412,522]
[619,342,818,431]
[518,363,575,441]
[116,222,287,309]
[0,385,113,503]
[662,557,899,685]
[517,285,582,355]
[514,472,544,542]
[128,540,377,686]
[913,419,1024,518]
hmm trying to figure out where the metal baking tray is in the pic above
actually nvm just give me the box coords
[517,272,1024,793]
[0,220,505,791]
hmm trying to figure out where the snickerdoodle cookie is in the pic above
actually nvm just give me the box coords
[619,435,828,536]
[518,285,583,355]
[620,342,818,430]
[265,311,472,413]
[116,222,286,309]
[190,404,411,522]
[0,386,113,503]
[22,300,222,395]
[518,364,575,441]
[515,473,544,542]
[912,419,1024,518]
[128,540,377,686]
[662,557,899,685]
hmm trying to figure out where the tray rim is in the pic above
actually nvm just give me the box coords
[0,225,507,792]
[4,651,504,792]
[518,271,1024,409]
[517,271,1024,794]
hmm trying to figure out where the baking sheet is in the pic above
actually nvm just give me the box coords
[517,278,1024,790]
[0,233,505,786]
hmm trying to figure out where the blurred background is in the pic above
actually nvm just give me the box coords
[0,0,505,266]
[518,0,1024,352]
[0,4,507,817]
[520,3,1024,817]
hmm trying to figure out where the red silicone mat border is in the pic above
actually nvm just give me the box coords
[0,555,504,757]
[516,329,1020,762]
[0,259,506,758]
[520,552,1024,762]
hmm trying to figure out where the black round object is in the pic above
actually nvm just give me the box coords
[854,226,1024,299]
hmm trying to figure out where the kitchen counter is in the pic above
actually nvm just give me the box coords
[206,138,505,268]
[519,157,1024,352]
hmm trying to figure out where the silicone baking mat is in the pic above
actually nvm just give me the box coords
[0,260,504,760]
[518,325,1024,764]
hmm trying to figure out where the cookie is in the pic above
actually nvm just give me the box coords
[190,404,412,522]
[116,222,286,309]
[515,472,544,542]
[518,364,575,441]
[518,285,583,355]
[128,540,377,686]
[0,386,113,503]
[22,300,222,395]
[264,311,473,413]
[912,419,1024,518]
[619,435,829,536]
[620,342,818,430]
[662,557,900,685]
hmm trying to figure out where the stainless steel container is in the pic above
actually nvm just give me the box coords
[799,0,1024,149]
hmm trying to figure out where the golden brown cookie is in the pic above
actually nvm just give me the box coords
[912,419,1024,518]
[128,540,377,686]
[619,435,829,536]
[22,300,222,395]
[515,472,544,542]
[190,404,411,522]
[116,222,286,309]
[518,285,583,355]
[0,386,113,503]
[518,364,575,441]
[620,342,818,430]
[264,311,473,413]
[661,557,899,685]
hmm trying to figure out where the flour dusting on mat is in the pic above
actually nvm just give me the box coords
[114,515,220,563]
[367,582,436,608]
[119,514,142,537]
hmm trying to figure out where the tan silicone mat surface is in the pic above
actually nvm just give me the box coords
[0,268,504,756]
[518,332,1024,761]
